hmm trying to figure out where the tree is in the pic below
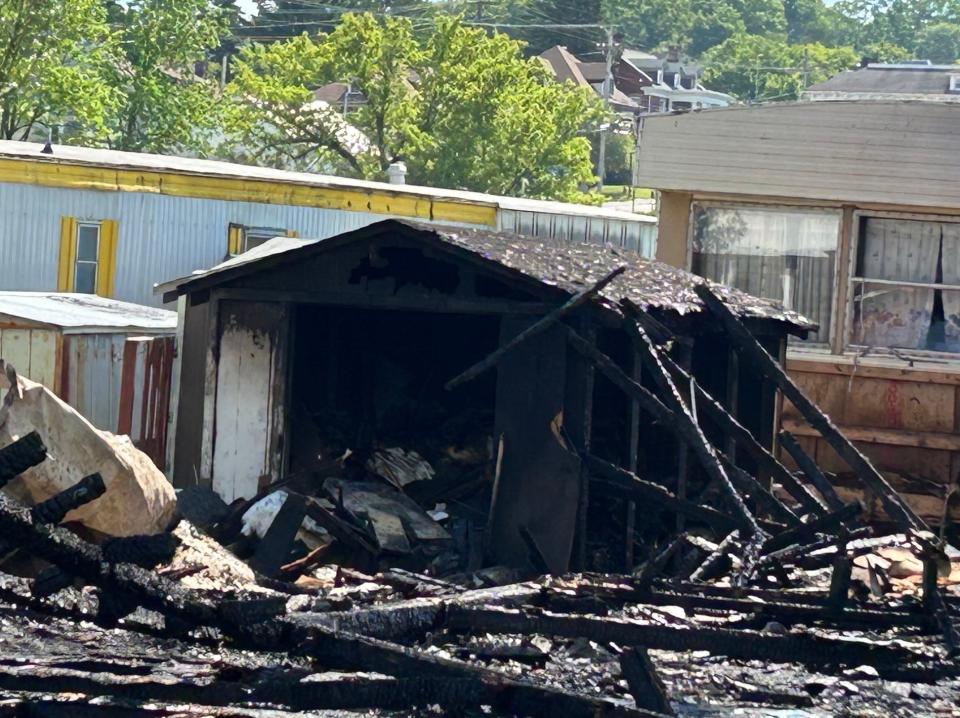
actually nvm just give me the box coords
[702,34,859,100]
[223,13,604,202]
[915,22,960,62]
[604,0,695,53]
[0,0,116,141]
[104,0,229,153]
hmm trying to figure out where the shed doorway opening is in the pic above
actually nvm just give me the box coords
[288,305,501,489]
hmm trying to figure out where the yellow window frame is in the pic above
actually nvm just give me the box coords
[58,217,119,296]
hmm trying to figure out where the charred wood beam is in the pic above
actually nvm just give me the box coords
[694,283,927,534]
[620,300,827,517]
[0,493,220,627]
[718,453,801,527]
[619,647,675,716]
[690,531,740,583]
[828,553,853,611]
[0,660,653,717]
[584,454,744,534]
[620,320,762,541]
[761,501,864,554]
[445,265,626,391]
[293,621,653,718]
[30,473,105,525]
[760,526,873,569]
[638,589,938,630]
[635,533,688,588]
[101,533,179,568]
[293,582,545,642]
[444,605,924,668]
[0,431,46,487]
[778,431,845,511]
[923,558,960,656]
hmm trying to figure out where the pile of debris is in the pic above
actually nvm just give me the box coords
[0,280,958,716]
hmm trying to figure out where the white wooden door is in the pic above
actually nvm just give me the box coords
[212,301,288,503]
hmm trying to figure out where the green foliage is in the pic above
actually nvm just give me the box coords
[0,0,116,141]
[916,22,960,63]
[104,0,229,153]
[224,13,604,202]
[702,34,859,101]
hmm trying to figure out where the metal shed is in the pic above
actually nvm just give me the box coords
[0,292,177,468]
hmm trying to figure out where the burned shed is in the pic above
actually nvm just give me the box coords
[160,219,814,573]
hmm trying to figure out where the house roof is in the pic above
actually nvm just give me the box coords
[805,64,960,96]
[0,140,652,225]
[540,45,590,88]
[157,219,815,333]
[634,100,960,209]
[0,292,177,334]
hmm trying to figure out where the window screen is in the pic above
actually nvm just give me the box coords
[692,205,841,344]
[851,217,960,354]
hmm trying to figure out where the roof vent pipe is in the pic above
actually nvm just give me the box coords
[387,161,407,185]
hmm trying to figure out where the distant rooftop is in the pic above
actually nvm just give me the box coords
[805,63,960,97]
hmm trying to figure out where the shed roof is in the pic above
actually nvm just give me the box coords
[0,293,177,334]
[158,219,814,332]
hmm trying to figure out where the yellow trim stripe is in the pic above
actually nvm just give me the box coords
[0,158,498,227]
[97,219,119,297]
[57,216,77,292]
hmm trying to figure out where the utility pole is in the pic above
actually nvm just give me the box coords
[596,26,617,191]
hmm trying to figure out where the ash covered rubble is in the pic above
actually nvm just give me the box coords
[0,278,957,717]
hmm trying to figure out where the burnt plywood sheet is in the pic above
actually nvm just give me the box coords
[490,317,581,574]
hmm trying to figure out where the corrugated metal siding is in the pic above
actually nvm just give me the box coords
[0,181,656,308]
[635,101,960,209]
[497,209,656,256]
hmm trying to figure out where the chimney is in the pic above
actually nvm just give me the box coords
[387,161,407,185]
[666,46,680,63]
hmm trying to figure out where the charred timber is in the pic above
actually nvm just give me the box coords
[445,605,925,668]
[0,431,46,487]
[30,473,105,525]
[445,265,626,391]
[761,502,864,554]
[622,319,762,540]
[620,300,827,516]
[584,454,744,533]
[694,283,927,534]
[778,430,845,511]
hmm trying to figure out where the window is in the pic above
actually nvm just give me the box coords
[57,217,118,296]
[692,204,841,344]
[850,217,960,354]
[75,223,100,294]
[227,224,297,256]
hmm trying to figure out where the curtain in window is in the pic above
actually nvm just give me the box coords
[693,206,839,343]
[856,218,940,350]
[939,223,960,352]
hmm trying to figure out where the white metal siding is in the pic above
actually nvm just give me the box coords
[635,101,960,209]
[0,181,656,308]
[497,209,656,256]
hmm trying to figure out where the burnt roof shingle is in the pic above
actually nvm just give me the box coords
[402,221,816,330]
